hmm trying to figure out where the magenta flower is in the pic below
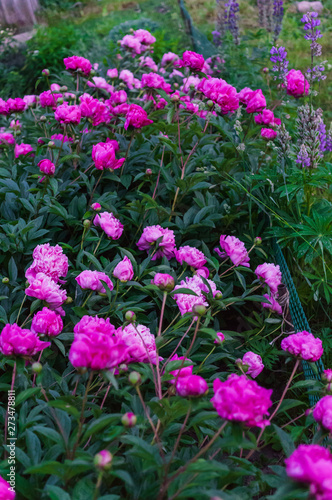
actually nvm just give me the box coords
[31,307,63,337]
[7,97,26,113]
[175,245,207,269]
[173,275,219,316]
[246,89,266,113]
[141,73,171,93]
[54,103,81,125]
[281,331,323,362]
[286,69,309,97]
[0,323,51,357]
[87,76,113,93]
[137,225,175,260]
[0,133,15,145]
[0,98,9,116]
[238,87,254,105]
[39,90,62,108]
[323,369,332,383]
[218,235,250,267]
[211,374,273,428]
[176,374,208,397]
[38,159,55,175]
[169,354,193,382]
[134,29,156,45]
[74,315,117,337]
[262,294,282,315]
[92,142,125,171]
[198,77,239,114]
[93,212,123,240]
[25,273,67,310]
[26,243,68,284]
[23,95,36,107]
[0,475,15,499]
[91,202,101,211]
[195,267,210,279]
[76,270,113,293]
[215,332,225,345]
[261,128,277,140]
[107,68,118,78]
[50,133,73,143]
[69,332,128,371]
[120,35,142,55]
[313,396,332,432]
[14,143,33,158]
[255,263,282,294]
[255,109,279,126]
[116,324,157,364]
[285,445,332,498]
[179,50,205,72]
[113,256,134,282]
[152,273,175,291]
[241,351,264,378]
[124,104,153,130]
[63,55,92,75]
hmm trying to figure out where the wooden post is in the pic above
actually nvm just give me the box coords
[0,0,40,27]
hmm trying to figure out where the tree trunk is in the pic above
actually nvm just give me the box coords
[0,0,40,27]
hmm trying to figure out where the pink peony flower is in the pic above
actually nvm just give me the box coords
[261,128,277,140]
[25,273,67,310]
[139,56,158,72]
[313,396,332,432]
[176,374,208,397]
[92,141,125,171]
[39,90,62,108]
[31,307,63,337]
[120,35,142,55]
[134,29,156,45]
[285,445,332,498]
[323,369,332,383]
[107,90,127,106]
[238,87,254,105]
[254,109,278,126]
[7,97,26,113]
[0,323,51,357]
[74,315,116,337]
[113,256,134,282]
[0,133,15,145]
[137,225,175,260]
[107,68,118,78]
[179,51,205,72]
[215,331,225,345]
[0,475,15,499]
[116,323,157,364]
[10,119,21,130]
[211,374,273,428]
[141,73,171,93]
[0,98,9,115]
[63,55,92,75]
[50,133,73,143]
[76,270,113,293]
[15,143,33,158]
[281,331,323,362]
[175,245,207,269]
[240,351,264,378]
[198,77,239,114]
[161,52,179,66]
[169,354,193,382]
[69,331,128,370]
[246,89,266,113]
[195,267,210,279]
[93,212,124,239]
[87,76,113,93]
[124,104,153,130]
[173,275,219,316]
[91,202,101,211]
[119,69,140,90]
[218,235,250,267]
[94,450,113,469]
[152,273,175,291]
[255,263,282,294]
[38,159,55,175]
[50,83,61,92]
[54,103,81,125]
[286,69,309,98]
[23,95,37,107]
[181,75,200,93]
[262,294,282,314]
[26,243,68,284]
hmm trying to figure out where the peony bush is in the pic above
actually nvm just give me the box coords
[0,14,331,500]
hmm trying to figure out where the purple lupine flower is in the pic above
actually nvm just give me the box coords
[326,126,332,152]
[273,0,284,42]
[215,0,226,39]
[319,120,327,153]
[296,144,311,168]
[212,30,222,46]
[224,0,240,45]
[301,11,324,82]
[270,46,289,80]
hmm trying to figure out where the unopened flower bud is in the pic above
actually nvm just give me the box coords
[207,100,214,108]
[83,219,91,228]
[192,304,206,316]
[60,86,68,92]
[119,363,128,372]
[121,412,137,428]
[32,362,42,374]
[91,202,101,211]
[171,94,179,102]
[145,168,152,176]
[38,138,45,145]
[254,236,262,245]
[57,98,64,105]
[40,116,47,122]
[125,311,136,323]
[2,277,9,284]
[65,296,73,304]
[322,369,332,383]
[15,130,21,136]
[263,67,269,73]
[236,359,249,373]
[129,371,141,386]
[94,450,113,470]
[42,69,50,76]
[48,141,55,149]
[77,366,88,375]
[214,332,225,345]
[215,291,223,300]
[173,83,179,88]
[152,273,175,292]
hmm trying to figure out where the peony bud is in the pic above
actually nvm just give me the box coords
[40,116,47,122]
[192,304,206,316]
[152,273,175,292]
[121,412,137,428]
[42,69,50,76]
[94,450,113,470]
[322,369,332,383]
[32,362,43,374]
[60,86,68,92]
[254,236,262,245]
[119,363,128,372]
[91,202,101,211]
[173,83,179,88]
[57,98,64,105]
[38,138,45,145]
[263,67,269,73]
[48,141,56,149]
[171,94,180,102]
[65,296,73,304]
[214,332,225,345]
[129,371,141,386]
[207,100,214,108]
[125,311,136,323]
[83,219,91,228]
[215,291,223,300]
[2,277,9,284]
[145,168,152,176]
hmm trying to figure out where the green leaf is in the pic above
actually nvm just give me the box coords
[273,425,295,457]
[46,486,71,500]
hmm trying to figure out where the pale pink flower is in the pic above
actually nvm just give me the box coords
[262,294,282,315]
[26,243,68,284]
[25,273,67,309]
[107,68,118,78]
[175,245,206,269]
[116,324,157,364]
[218,235,250,267]
[211,374,273,428]
[181,75,200,93]
[93,212,124,239]
[137,225,175,260]
[152,273,175,291]
[87,76,113,93]
[120,35,142,55]
[161,52,179,66]
[0,323,50,357]
[255,263,282,294]
[113,256,134,282]
[139,56,158,72]
[76,270,113,293]
[281,331,323,362]
[141,73,171,93]
[241,351,264,378]
[31,307,63,337]
[134,29,156,45]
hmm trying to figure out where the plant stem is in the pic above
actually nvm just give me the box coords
[93,472,103,500]
[4,361,16,459]
[158,292,167,337]
[71,371,93,459]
